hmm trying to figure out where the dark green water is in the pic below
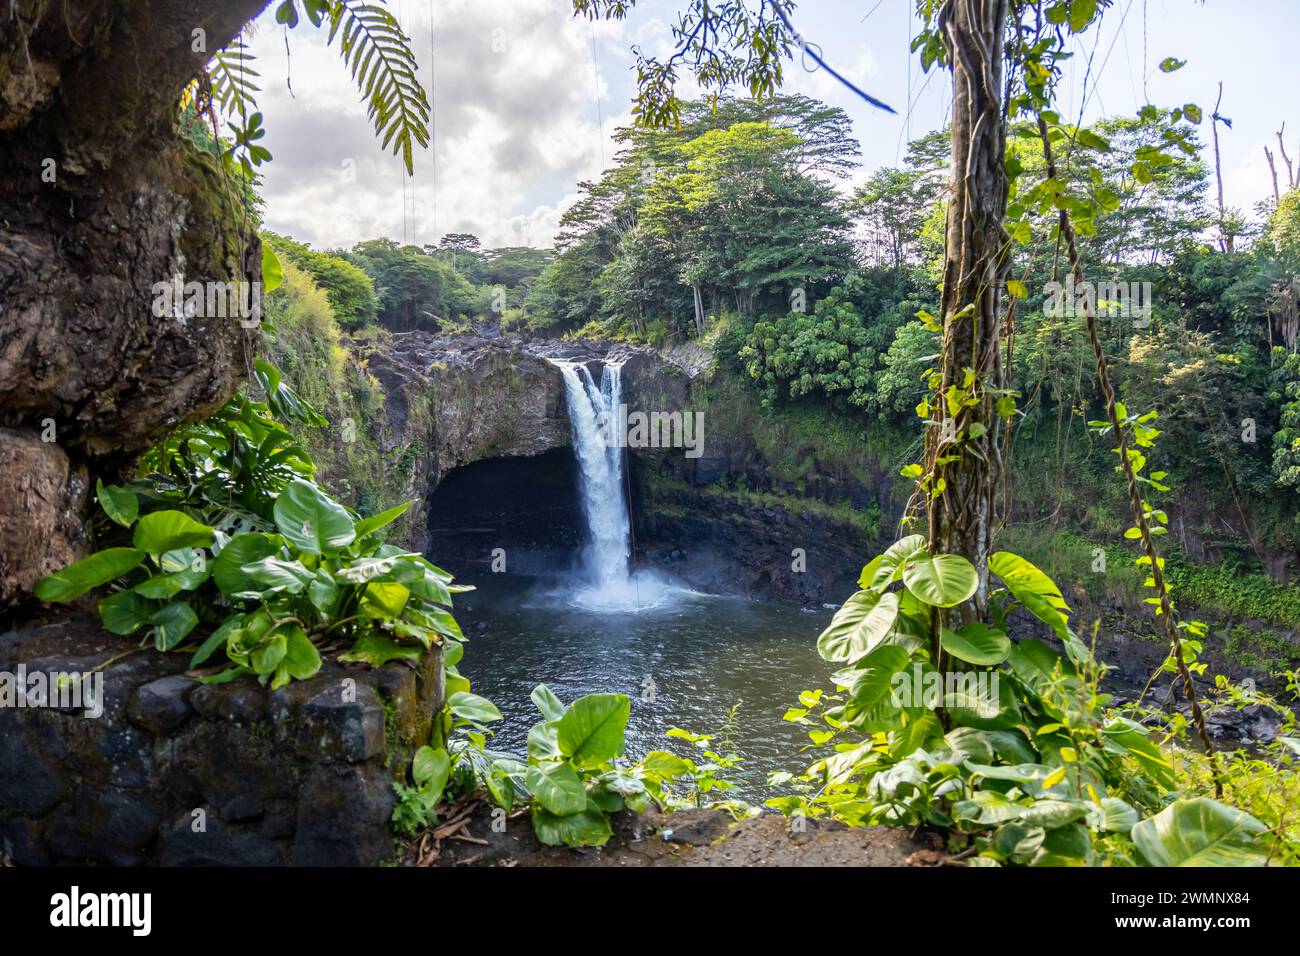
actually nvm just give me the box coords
[455,573,837,791]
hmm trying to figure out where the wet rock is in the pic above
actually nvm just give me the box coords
[292,766,395,866]
[192,680,269,724]
[160,815,286,866]
[45,788,160,866]
[128,674,197,734]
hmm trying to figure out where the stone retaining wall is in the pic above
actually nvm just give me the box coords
[0,617,442,866]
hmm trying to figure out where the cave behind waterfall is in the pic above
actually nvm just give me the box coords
[426,449,585,579]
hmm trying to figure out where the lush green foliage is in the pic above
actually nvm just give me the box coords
[768,536,1291,865]
[34,365,468,689]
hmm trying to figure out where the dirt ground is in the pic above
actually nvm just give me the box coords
[400,800,943,867]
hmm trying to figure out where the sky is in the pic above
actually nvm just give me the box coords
[240,0,1300,252]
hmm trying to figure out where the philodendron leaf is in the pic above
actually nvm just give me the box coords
[531,683,566,721]
[353,500,414,539]
[531,804,612,847]
[133,510,215,557]
[273,479,356,554]
[447,690,502,723]
[556,693,630,767]
[941,622,1011,666]
[1131,798,1269,867]
[412,746,451,800]
[151,601,198,651]
[525,762,588,816]
[34,547,147,602]
[96,479,138,528]
[339,633,423,668]
[902,553,979,608]
[858,535,927,590]
[817,590,900,663]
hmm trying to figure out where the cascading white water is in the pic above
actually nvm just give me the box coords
[555,361,631,590]
[550,358,680,612]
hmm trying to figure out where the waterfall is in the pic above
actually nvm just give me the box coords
[554,361,632,593]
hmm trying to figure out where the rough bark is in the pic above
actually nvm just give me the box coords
[0,0,270,609]
[926,0,1010,617]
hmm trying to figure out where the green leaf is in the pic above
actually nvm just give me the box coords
[556,693,630,767]
[151,601,199,651]
[1158,56,1186,73]
[132,566,209,599]
[859,535,926,591]
[413,745,451,796]
[281,626,322,681]
[640,750,692,780]
[212,533,281,595]
[531,804,612,847]
[817,590,900,663]
[96,479,138,528]
[525,763,588,816]
[840,644,911,713]
[902,553,979,608]
[273,479,356,554]
[1132,798,1269,866]
[990,551,1071,638]
[353,500,414,538]
[190,614,246,668]
[251,632,288,674]
[340,633,424,667]
[531,683,566,721]
[1067,0,1098,31]
[34,548,147,602]
[941,622,1011,666]
[448,690,502,723]
[133,511,215,557]
[261,244,283,294]
[98,589,154,635]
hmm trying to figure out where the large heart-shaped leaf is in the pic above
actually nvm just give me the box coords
[448,690,502,723]
[96,479,138,528]
[839,644,911,714]
[942,622,1011,665]
[531,804,612,847]
[902,553,979,608]
[817,590,900,663]
[556,693,630,767]
[273,479,356,554]
[133,510,215,557]
[212,533,281,595]
[151,601,198,651]
[525,763,588,816]
[35,547,147,602]
[1131,798,1269,867]
[858,535,927,591]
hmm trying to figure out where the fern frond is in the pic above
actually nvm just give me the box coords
[327,1,430,174]
[209,41,262,119]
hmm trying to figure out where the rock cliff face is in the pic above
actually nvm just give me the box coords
[0,0,269,609]
[0,616,444,866]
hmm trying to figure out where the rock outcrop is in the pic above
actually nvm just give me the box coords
[0,616,443,866]
[0,0,269,609]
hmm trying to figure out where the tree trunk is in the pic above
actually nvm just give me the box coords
[0,0,270,608]
[927,0,1010,619]
[1211,83,1233,256]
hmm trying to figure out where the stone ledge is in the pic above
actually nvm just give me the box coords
[0,615,443,866]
